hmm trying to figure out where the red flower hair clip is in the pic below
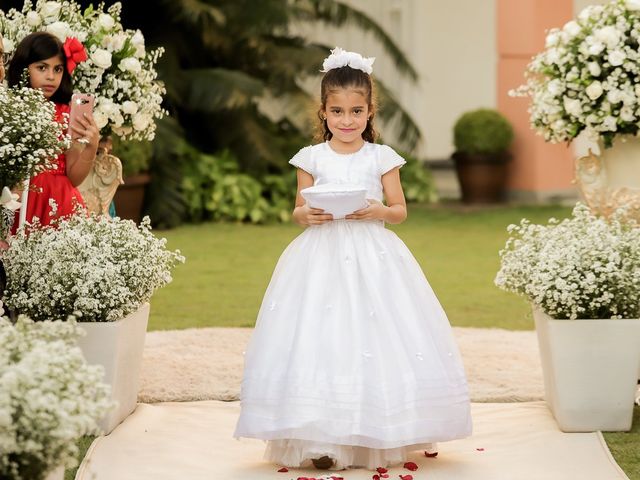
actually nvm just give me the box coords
[63,37,88,74]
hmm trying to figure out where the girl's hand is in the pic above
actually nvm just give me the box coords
[295,203,333,226]
[70,112,100,149]
[345,199,386,221]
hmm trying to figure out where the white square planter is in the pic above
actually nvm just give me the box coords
[533,307,640,432]
[76,303,150,434]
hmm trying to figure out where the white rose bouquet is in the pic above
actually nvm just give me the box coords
[1,0,166,141]
[3,213,185,322]
[495,203,640,320]
[0,315,113,480]
[512,0,640,148]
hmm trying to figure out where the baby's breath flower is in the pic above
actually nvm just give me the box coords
[4,214,185,322]
[0,316,113,478]
[495,203,640,320]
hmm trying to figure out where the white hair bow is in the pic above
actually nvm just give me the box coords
[0,187,21,212]
[321,47,375,75]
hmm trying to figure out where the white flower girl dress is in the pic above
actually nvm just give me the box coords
[234,141,472,469]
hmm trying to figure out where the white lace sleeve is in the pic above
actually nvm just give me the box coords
[378,145,407,175]
[289,146,315,175]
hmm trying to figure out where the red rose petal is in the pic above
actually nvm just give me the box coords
[278,467,289,472]
[381,475,389,479]
[331,477,344,480]
[476,448,485,452]
[373,475,381,480]
[377,468,388,474]
[424,450,439,457]
[403,462,418,471]
[399,475,414,480]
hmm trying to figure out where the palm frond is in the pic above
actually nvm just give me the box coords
[292,0,419,82]
[178,68,265,112]
[375,79,421,152]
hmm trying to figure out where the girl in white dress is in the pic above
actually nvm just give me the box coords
[234,47,472,471]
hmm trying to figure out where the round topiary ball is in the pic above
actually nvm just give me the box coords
[453,108,514,155]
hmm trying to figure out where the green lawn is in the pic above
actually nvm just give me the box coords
[148,202,572,331]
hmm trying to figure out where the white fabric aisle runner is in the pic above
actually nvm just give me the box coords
[76,401,628,480]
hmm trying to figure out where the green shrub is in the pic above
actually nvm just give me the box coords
[181,149,295,223]
[453,109,514,155]
[396,150,439,203]
[111,137,153,177]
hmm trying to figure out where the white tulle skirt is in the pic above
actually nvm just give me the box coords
[234,219,472,469]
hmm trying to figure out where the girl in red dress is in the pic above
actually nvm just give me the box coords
[7,32,99,228]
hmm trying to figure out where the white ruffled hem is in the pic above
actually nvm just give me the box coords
[265,439,438,470]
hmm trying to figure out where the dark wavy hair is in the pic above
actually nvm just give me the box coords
[7,31,72,104]
[315,65,379,144]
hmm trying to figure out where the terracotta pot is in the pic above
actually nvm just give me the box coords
[452,152,510,203]
[113,172,150,223]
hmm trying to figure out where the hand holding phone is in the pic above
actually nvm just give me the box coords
[69,93,95,143]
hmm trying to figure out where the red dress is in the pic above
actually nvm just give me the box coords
[14,103,86,230]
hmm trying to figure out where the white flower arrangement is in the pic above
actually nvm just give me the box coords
[495,203,640,320]
[0,315,113,479]
[1,0,166,141]
[0,85,68,238]
[512,0,640,147]
[0,85,68,190]
[3,213,185,322]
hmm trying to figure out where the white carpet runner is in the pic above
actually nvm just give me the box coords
[76,401,628,480]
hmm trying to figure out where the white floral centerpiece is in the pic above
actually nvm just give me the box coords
[495,203,640,320]
[1,0,166,141]
[0,315,113,480]
[3,212,184,322]
[512,0,640,148]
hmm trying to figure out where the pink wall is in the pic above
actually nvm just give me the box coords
[497,0,576,198]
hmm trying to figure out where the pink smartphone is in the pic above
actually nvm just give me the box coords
[69,93,95,141]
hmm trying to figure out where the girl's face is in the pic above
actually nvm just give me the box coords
[28,55,64,98]
[323,88,370,147]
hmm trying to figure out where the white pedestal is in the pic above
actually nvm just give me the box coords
[533,307,640,432]
[76,303,150,434]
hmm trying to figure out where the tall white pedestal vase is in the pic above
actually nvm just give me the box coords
[76,303,150,434]
[533,307,640,432]
[574,134,640,221]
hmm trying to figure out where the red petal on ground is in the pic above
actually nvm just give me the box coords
[278,467,289,472]
[424,451,439,457]
[476,448,485,452]
[403,462,418,471]
[373,475,381,480]
[381,475,389,479]
[376,468,388,474]
[399,475,414,480]
[331,477,344,480]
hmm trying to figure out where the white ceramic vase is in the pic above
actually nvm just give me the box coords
[76,303,150,434]
[574,134,640,221]
[533,307,640,432]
